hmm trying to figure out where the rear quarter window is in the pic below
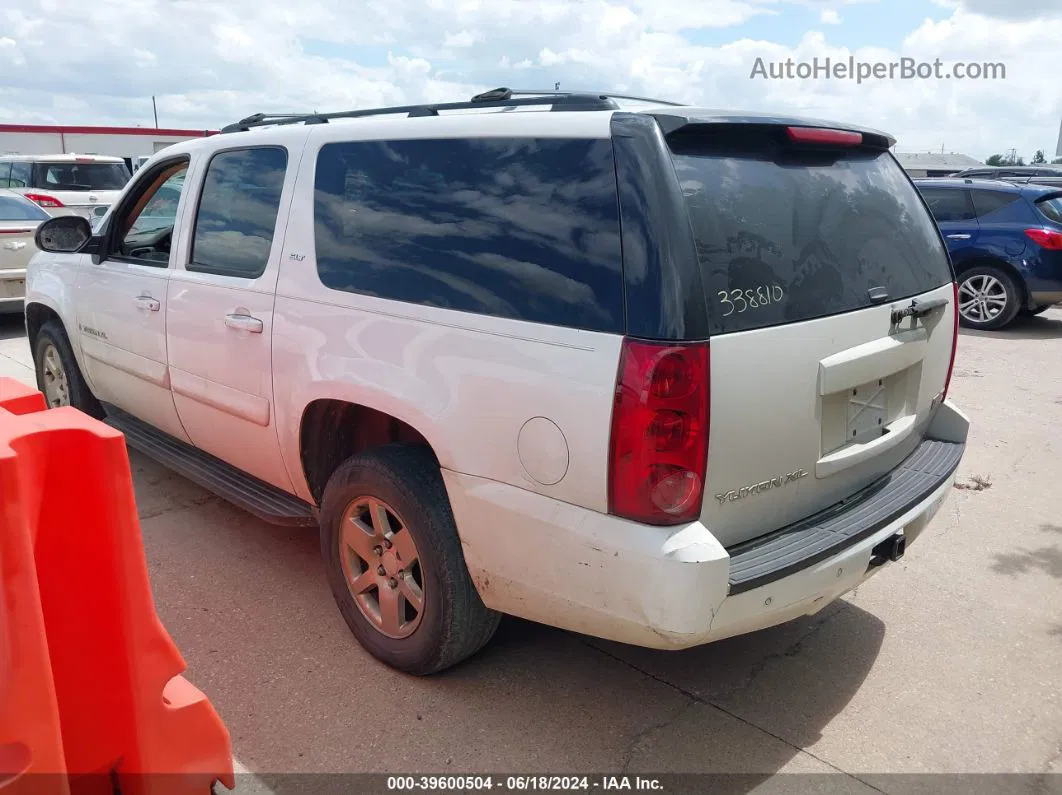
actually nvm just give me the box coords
[669,130,953,334]
[312,137,624,333]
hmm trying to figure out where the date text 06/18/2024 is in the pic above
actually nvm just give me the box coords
[386,775,665,791]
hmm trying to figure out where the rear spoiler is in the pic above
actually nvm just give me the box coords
[650,112,896,150]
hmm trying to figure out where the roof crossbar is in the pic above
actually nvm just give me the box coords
[219,87,683,133]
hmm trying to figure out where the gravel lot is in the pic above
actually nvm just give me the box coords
[2,309,1060,794]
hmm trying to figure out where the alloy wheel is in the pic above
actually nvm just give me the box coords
[40,344,70,408]
[339,496,425,639]
[958,273,1009,325]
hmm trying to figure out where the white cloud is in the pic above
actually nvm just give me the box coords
[0,0,1059,162]
[443,30,479,48]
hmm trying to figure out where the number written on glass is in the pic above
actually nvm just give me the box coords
[718,285,785,317]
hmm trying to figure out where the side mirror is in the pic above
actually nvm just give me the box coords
[35,215,93,254]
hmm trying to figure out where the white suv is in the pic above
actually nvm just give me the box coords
[24,89,970,674]
[0,154,131,224]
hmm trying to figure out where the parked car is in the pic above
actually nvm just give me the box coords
[949,165,1062,180]
[24,89,969,674]
[0,188,51,315]
[0,154,131,225]
[915,178,1062,328]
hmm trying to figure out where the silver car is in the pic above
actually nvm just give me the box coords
[0,188,51,314]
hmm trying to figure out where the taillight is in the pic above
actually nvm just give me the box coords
[943,281,959,400]
[785,126,863,146]
[25,193,65,208]
[608,339,710,526]
[1024,228,1062,250]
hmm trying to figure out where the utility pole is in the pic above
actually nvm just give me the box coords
[152,96,159,128]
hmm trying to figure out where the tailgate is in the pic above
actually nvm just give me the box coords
[665,122,957,548]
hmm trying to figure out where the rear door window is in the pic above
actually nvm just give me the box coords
[312,137,624,333]
[9,162,31,189]
[970,190,1021,219]
[669,129,953,334]
[920,188,976,222]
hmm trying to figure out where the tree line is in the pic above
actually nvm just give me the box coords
[984,150,1062,167]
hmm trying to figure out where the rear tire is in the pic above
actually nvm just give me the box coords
[319,444,501,675]
[32,321,105,418]
[956,265,1021,330]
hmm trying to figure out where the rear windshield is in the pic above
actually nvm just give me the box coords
[1034,195,1062,225]
[669,129,953,334]
[32,162,130,191]
[0,194,49,221]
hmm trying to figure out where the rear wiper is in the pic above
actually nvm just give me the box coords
[891,297,949,324]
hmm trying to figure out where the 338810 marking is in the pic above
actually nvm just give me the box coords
[717,284,785,316]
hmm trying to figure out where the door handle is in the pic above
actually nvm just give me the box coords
[134,294,160,312]
[224,313,264,334]
[946,234,971,240]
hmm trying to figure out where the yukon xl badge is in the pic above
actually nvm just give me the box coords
[715,469,809,505]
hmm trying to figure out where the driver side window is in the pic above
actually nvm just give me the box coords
[112,161,188,267]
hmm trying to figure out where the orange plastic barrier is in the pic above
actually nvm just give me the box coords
[0,378,234,795]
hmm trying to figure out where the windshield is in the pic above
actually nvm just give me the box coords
[32,162,130,191]
[0,194,50,221]
[669,128,953,335]
[1035,196,1062,225]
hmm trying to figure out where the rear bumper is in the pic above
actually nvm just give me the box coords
[0,268,26,313]
[444,401,969,650]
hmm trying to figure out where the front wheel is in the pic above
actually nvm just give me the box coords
[957,266,1021,330]
[319,444,501,675]
[33,321,104,417]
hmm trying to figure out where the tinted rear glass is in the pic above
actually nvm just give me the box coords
[32,162,130,191]
[1035,196,1062,224]
[920,187,975,221]
[971,189,1021,218]
[313,138,623,333]
[669,130,952,334]
[0,195,49,221]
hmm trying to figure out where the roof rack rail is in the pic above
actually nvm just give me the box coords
[219,87,685,133]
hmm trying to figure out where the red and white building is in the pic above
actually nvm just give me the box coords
[0,124,217,172]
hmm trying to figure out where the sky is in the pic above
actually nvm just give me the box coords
[1,0,1060,162]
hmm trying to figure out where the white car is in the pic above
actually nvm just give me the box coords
[0,153,130,225]
[0,188,52,314]
[23,89,970,674]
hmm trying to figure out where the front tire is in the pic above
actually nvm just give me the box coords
[33,320,104,417]
[957,265,1021,330]
[319,444,501,675]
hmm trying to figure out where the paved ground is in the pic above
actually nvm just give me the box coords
[2,310,1061,793]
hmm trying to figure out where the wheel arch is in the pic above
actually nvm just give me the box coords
[24,301,64,354]
[297,397,442,506]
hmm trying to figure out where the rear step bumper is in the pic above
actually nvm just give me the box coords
[726,438,964,595]
[445,401,968,651]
